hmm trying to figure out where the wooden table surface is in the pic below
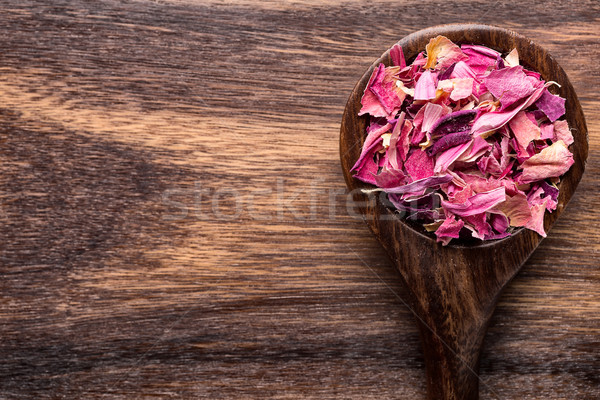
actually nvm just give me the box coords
[0,1,598,399]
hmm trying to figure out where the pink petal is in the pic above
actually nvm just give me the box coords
[450,60,478,80]
[524,200,548,237]
[382,174,453,194]
[414,70,438,100]
[535,89,566,122]
[424,36,468,70]
[508,111,541,157]
[463,212,492,239]
[351,142,382,185]
[494,192,531,226]
[449,78,474,101]
[435,216,465,245]
[442,187,506,217]
[456,136,492,163]
[485,66,536,110]
[461,44,500,75]
[519,140,574,183]
[390,43,406,68]
[539,122,554,140]
[471,84,546,137]
[405,149,434,180]
[375,167,408,189]
[433,140,473,173]
[398,120,413,162]
[358,64,405,119]
[553,120,573,146]
[387,114,405,170]
[358,65,388,118]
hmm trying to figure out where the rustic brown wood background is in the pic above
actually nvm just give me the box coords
[0,1,598,399]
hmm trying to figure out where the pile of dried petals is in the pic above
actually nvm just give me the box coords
[352,36,574,245]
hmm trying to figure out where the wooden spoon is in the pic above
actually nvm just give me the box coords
[339,24,588,400]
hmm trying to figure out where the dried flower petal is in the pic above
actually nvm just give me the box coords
[424,36,468,70]
[353,37,574,244]
[519,140,574,183]
[535,89,566,122]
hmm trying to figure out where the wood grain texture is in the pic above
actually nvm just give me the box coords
[0,1,598,399]
[339,24,589,400]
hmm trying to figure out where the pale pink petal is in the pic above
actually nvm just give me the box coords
[553,120,573,146]
[508,111,541,157]
[519,140,574,183]
[449,78,474,101]
[524,200,548,237]
[414,70,437,100]
[494,191,531,226]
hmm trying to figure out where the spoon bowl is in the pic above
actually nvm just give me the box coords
[340,24,588,400]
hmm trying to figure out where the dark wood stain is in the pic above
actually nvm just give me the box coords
[0,1,599,399]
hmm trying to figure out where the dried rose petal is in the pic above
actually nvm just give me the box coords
[353,36,575,244]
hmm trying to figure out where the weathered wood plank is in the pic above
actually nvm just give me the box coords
[0,1,598,399]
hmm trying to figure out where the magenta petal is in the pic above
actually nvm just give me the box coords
[414,70,437,100]
[405,149,434,180]
[390,43,406,68]
[489,212,510,234]
[535,89,566,122]
[435,216,464,245]
[461,44,500,75]
[442,187,506,217]
[450,60,477,80]
[358,65,388,118]
[351,143,381,186]
[433,140,473,173]
[471,84,546,137]
[463,212,491,239]
[375,167,408,189]
[383,174,453,194]
[485,66,536,110]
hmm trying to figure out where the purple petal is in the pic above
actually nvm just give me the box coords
[535,89,566,122]
[382,174,453,194]
[430,109,477,137]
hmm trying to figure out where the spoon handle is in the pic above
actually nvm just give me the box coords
[416,309,494,400]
